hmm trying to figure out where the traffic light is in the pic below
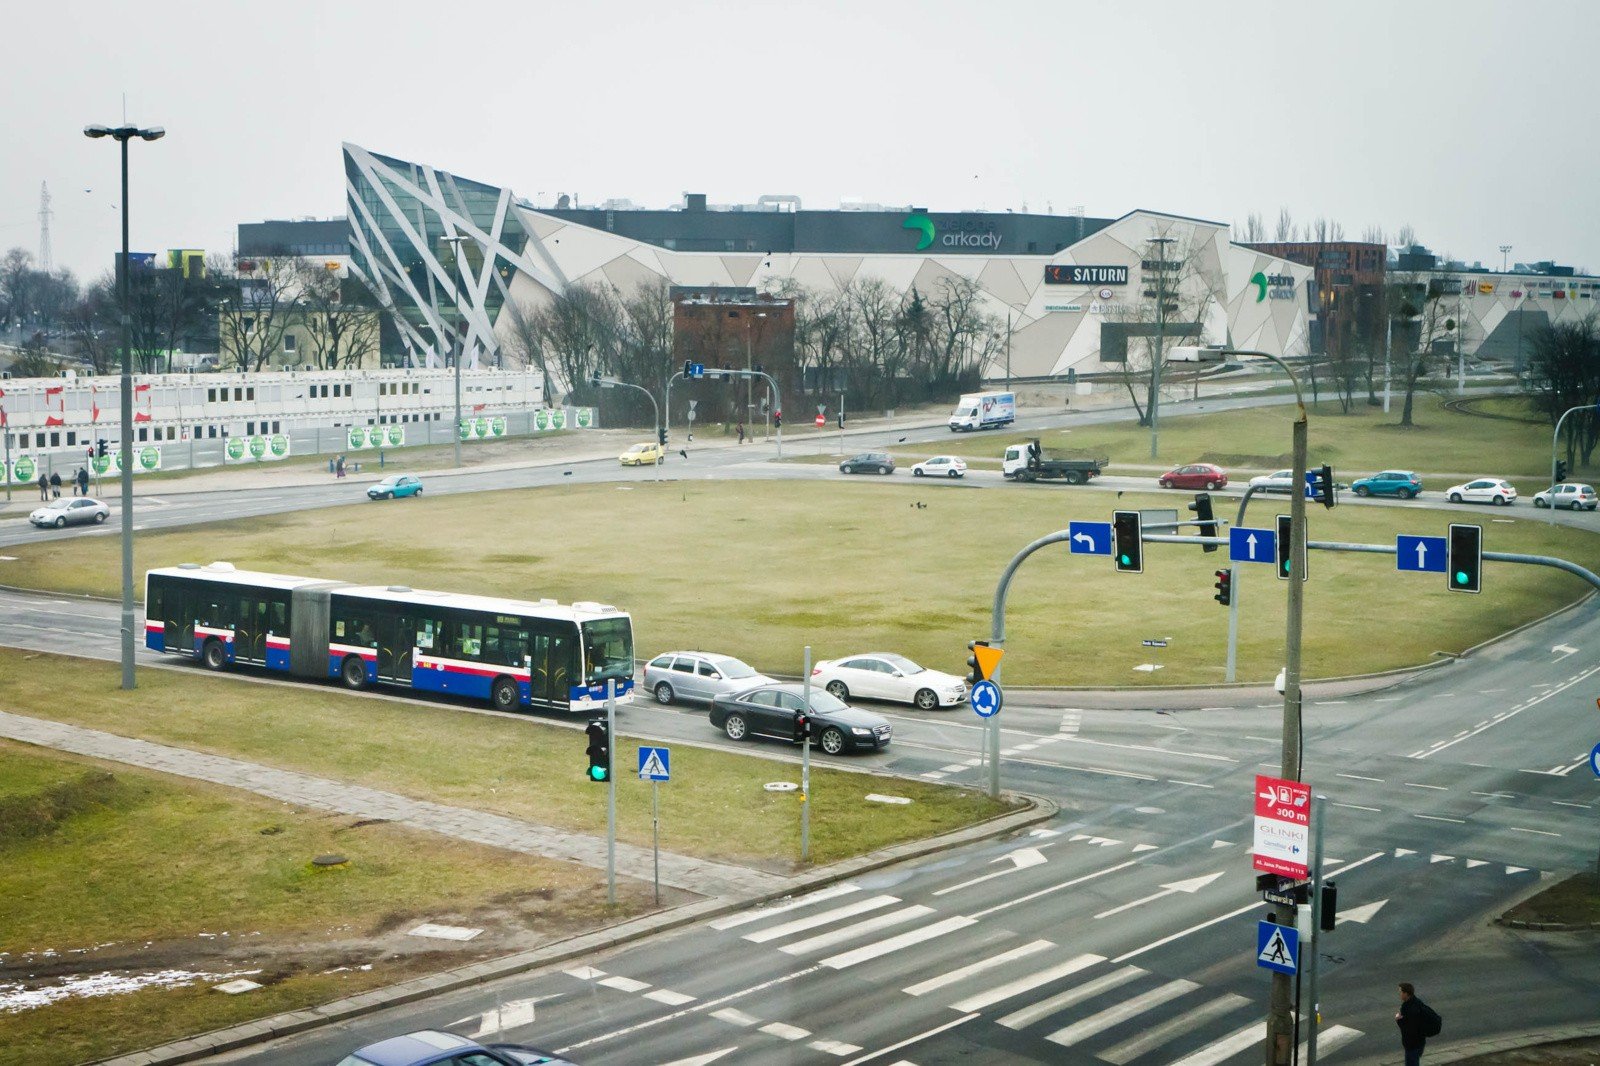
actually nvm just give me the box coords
[1275,513,1307,581]
[1113,510,1143,573]
[658,426,668,447]
[96,439,108,459]
[837,410,845,429]
[966,640,990,685]
[1556,459,1569,483]
[683,359,692,379]
[1448,522,1482,593]
[1319,880,1338,931]
[1307,464,1336,508]
[793,712,810,745]
[1213,568,1232,606]
[773,410,781,429]
[584,718,611,782]
[588,372,603,388]
[1188,492,1217,553]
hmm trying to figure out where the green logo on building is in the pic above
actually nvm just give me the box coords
[385,425,404,447]
[92,453,111,475]
[535,409,550,431]
[139,446,160,471]
[226,437,247,461]
[903,212,936,251]
[1250,271,1269,302]
[576,408,593,429]
[347,426,367,450]
[248,436,268,460]
[270,434,291,458]
[490,416,506,437]
[458,419,473,441]
[13,456,35,483]
[551,409,566,430]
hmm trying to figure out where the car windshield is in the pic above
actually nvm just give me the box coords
[625,444,646,453]
[806,690,848,713]
[41,499,71,511]
[715,658,759,679]
[882,653,922,674]
[377,476,399,486]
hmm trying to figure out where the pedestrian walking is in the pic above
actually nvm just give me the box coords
[76,467,89,497]
[736,422,746,444]
[49,472,62,498]
[1395,981,1440,1066]
[335,454,346,479]
[37,472,49,501]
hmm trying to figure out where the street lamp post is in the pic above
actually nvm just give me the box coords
[1147,237,1174,460]
[438,234,471,468]
[595,376,662,482]
[744,310,768,438]
[1500,244,1512,273]
[1548,403,1598,525]
[84,121,164,692]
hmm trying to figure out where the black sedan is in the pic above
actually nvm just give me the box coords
[840,452,895,475]
[709,683,892,755]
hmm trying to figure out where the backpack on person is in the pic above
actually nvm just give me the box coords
[1418,1001,1442,1038]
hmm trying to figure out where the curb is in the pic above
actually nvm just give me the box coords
[95,792,1057,1065]
[1346,1021,1600,1064]
[1495,917,1600,932]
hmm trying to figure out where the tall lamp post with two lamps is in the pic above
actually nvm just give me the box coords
[84,120,165,692]
[437,234,473,469]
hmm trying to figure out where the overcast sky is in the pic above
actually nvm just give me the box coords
[6,0,1596,283]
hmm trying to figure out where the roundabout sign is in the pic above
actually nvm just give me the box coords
[970,679,1002,718]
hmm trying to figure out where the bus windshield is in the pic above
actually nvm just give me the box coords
[582,617,635,685]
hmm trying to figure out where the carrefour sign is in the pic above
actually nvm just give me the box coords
[1045,264,1129,286]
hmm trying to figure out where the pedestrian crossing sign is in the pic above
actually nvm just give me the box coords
[637,746,670,782]
[1256,920,1299,975]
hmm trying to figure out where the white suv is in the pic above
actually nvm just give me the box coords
[1533,483,1598,510]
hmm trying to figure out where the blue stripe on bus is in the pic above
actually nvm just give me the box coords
[569,679,634,702]
[145,630,165,653]
[409,661,493,701]
[265,647,291,672]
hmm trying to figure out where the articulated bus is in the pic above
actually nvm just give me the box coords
[144,562,635,713]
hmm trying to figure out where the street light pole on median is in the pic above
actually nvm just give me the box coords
[438,234,471,469]
[596,376,662,482]
[84,121,164,691]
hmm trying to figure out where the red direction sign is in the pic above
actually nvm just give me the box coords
[1252,773,1311,879]
[814,414,826,427]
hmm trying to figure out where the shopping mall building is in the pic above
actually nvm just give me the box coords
[339,143,1315,381]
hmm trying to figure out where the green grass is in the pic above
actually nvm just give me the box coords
[1503,872,1600,926]
[0,739,625,1064]
[0,649,1013,867]
[1,480,1595,686]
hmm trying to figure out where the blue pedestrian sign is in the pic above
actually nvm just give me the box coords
[688,362,705,379]
[1396,534,1448,573]
[970,679,1003,718]
[1068,521,1112,556]
[638,746,671,782]
[1256,920,1299,975]
[1230,526,1277,565]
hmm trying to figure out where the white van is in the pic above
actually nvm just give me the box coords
[949,391,1016,432]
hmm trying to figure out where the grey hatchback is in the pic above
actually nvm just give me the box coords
[642,651,774,705]
[840,452,895,475]
[709,683,892,755]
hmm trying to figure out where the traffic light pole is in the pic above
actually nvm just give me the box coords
[606,678,616,905]
[1549,404,1596,526]
[1225,484,1266,683]
[801,645,812,862]
[1305,793,1328,1066]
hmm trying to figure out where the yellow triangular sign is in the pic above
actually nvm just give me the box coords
[974,644,1005,680]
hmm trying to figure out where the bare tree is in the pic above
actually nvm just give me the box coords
[212,253,302,372]
[1361,225,1387,246]
[1523,316,1600,466]
[296,259,381,369]
[11,335,61,377]
[1274,208,1296,242]
[1237,212,1266,243]
[65,276,119,373]
[1396,224,1417,250]
[1389,271,1456,426]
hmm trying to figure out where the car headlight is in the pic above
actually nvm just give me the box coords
[851,727,872,736]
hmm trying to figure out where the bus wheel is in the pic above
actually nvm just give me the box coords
[202,639,228,671]
[491,676,520,712]
[341,655,368,690]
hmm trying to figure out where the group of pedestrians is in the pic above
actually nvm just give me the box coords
[34,467,90,501]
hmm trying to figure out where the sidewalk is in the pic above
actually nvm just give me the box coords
[0,709,785,899]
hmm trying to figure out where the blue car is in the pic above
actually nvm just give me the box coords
[337,1029,576,1066]
[367,474,424,500]
[1350,470,1422,499]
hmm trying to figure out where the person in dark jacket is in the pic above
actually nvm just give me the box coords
[76,467,89,496]
[1395,982,1427,1065]
[37,472,49,501]
[49,471,62,498]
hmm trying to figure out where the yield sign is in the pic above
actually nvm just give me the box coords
[973,644,1005,679]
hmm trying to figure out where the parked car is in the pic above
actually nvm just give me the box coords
[1445,478,1518,506]
[840,452,895,475]
[709,683,892,755]
[619,442,664,466]
[912,455,967,479]
[336,1029,577,1066]
[28,497,109,528]
[1533,483,1598,510]
[367,474,423,500]
[643,650,775,705]
[1158,463,1228,490]
[1351,470,1422,499]
[811,652,967,710]
[1248,469,1297,494]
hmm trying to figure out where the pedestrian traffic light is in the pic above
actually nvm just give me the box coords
[96,439,107,459]
[1556,459,1569,483]
[793,712,810,745]
[1112,510,1143,573]
[966,640,990,685]
[1319,879,1338,931]
[658,426,668,447]
[773,410,781,429]
[1447,522,1482,593]
[1188,492,1218,553]
[584,718,611,782]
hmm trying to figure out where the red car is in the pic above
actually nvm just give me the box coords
[1159,463,1228,490]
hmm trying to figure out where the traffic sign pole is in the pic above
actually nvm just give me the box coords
[1306,794,1327,1066]
[801,645,812,864]
[606,678,616,905]
[652,778,660,905]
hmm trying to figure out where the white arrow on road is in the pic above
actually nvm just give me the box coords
[1072,531,1095,549]
[1336,898,1389,926]
[1094,870,1225,919]
[934,847,1049,896]
[1553,643,1578,659]
[1246,533,1259,559]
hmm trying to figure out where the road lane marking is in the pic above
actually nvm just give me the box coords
[1337,774,1383,782]
[1335,803,1381,813]
[598,975,650,992]
[1098,993,1251,1064]
[950,954,1104,1013]
[779,905,932,955]
[821,915,976,970]
[742,895,899,943]
[969,860,1140,920]
[1553,801,1592,809]
[1472,791,1515,799]
[813,1039,865,1055]
[709,883,858,931]
[836,1014,976,1066]
[1414,814,1465,823]
[1167,1019,1266,1066]
[760,1022,811,1040]
[999,965,1147,1031]
[1414,664,1600,758]
[1509,827,1560,837]
[1043,976,1198,1046]
[1405,783,1449,791]
[710,1008,760,1027]
[1168,779,1214,789]
[646,988,696,1005]
[903,939,1051,996]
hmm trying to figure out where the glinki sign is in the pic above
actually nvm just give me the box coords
[1253,773,1311,879]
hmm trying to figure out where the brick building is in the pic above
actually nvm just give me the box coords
[1245,242,1386,360]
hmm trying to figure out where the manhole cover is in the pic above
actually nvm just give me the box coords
[764,782,798,792]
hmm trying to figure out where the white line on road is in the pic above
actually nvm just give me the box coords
[968,861,1139,920]
[1553,801,1592,809]
[903,939,1050,997]
[836,1013,979,1066]
[1405,783,1449,791]
[1167,779,1214,789]
[1509,827,1561,837]
[1334,803,1382,813]
[1414,814,1466,823]
[1415,664,1600,758]
[1337,773,1383,782]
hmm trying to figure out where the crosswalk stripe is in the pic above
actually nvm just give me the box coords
[710,1007,761,1027]
[950,953,1103,1013]
[709,883,859,930]
[645,988,696,1006]
[1166,1018,1264,1066]
[1098,993,1251,1064]
[821,915,977,970]
[903,939,1052,996]
[1045,977,1200,1046]
[1297,1024,1363,1060]
[780,905,933,956]
[997,964,1145,1031]
[810,1038,863,1055]
[743,895,899,943]
[598,975,651,993]
[760,1021,811,1040]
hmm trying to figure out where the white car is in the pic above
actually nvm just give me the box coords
[1248,469,1297,494]
[912,455,968,479]
[1445,478,1517,506]
[1533,483,1597,511]
[811,652,966,710]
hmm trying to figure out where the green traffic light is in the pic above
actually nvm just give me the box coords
[1119,554,1130,565]
[1455,571,1468,585]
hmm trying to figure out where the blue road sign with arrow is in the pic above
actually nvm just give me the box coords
[688,362,705,379]
[1230,526,1276,565]
[1396,534,1448,573]
[1256,920,1299,975]
[1068,521,1112,556]
[970,680,1003,718]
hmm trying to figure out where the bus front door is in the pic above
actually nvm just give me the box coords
[380,614,416,682]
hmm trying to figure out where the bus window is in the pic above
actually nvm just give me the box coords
[455,622,483,659]
[416,619,438,650]
[582,618,633,685]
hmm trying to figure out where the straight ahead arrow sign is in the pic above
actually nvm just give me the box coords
[1093,870,1225,919]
